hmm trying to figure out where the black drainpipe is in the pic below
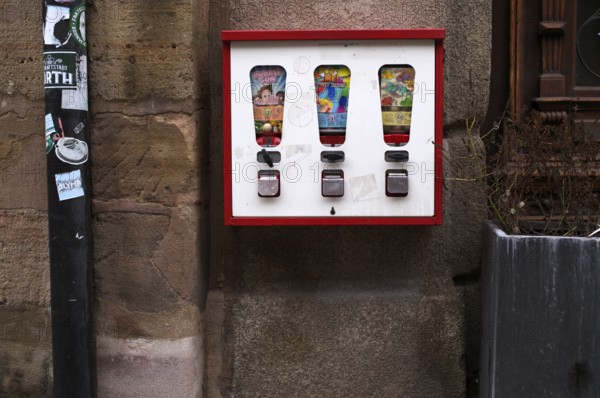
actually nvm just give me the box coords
[43,1,95,396]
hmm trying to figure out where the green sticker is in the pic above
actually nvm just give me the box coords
[69,5,86,48]
[44,51,77,89]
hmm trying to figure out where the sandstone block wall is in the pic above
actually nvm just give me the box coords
[1,2,52,396]
[88,1,205,397]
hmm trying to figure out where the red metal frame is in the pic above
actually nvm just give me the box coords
[222,29,445,41]
[223,30,445,226]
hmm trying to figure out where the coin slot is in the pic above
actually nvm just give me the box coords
[320,151,345,163]
[384,150,409,163]
[257,150,281,166]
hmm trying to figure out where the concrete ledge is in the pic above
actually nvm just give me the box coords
[96,335,202,398]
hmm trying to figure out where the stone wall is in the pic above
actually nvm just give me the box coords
[0,0,490,396]
[1,2,52,396]
[88,1,205,396]
[207,0,490,397]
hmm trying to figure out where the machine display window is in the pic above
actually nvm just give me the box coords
[314,65,351,147]
[250,65,286,147]
[379,65,415,146]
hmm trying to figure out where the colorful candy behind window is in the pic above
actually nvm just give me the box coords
[379,65,415,146]
[314,65,351,146]
[250,65,286,147]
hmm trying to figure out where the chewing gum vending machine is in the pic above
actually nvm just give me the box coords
[223,30,444,225]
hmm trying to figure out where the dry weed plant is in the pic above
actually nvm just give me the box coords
[461,111,600,236]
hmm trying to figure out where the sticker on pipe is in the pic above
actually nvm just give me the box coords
[55,170,84,201]
[61,55,88,110]
[55,137,89,165]
[44,51,77,89]
[45,114,56,154]
[44,5,71,48]
[70,5,86,48]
